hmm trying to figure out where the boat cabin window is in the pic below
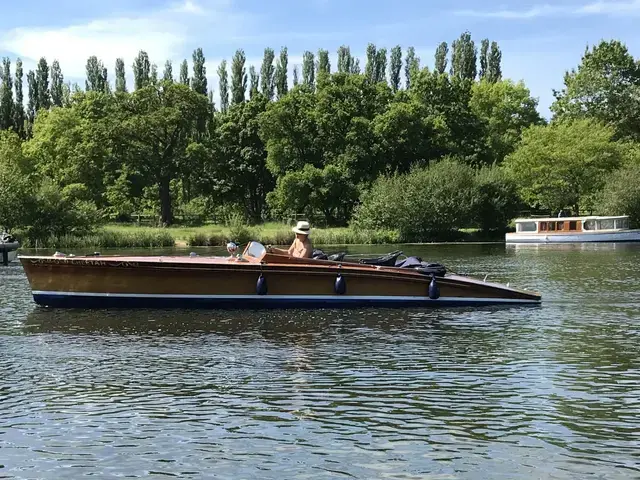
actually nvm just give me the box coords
[583,220,596,230]
[569,221,578,231]
[556,221,564,231]
[615,218,629,229]
[548,222,556,232]
[597,219,615,230]
[516,222,537,232]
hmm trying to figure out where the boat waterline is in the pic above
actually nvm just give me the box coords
[31,290,541,309]
[506,230,640,243]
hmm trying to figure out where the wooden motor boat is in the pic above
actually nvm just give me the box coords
[18,241,541,309]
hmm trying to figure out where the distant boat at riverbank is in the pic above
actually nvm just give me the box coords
[506,215,640,243]
[1,232,20,265]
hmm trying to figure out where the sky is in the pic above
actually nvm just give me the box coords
[1,0,639,117]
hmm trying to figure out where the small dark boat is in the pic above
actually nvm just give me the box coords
[1,231,20,265]
[18,241,541,309]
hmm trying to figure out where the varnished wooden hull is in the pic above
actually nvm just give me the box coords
[19,254,541,309]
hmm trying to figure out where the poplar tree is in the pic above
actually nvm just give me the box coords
[217,59,229,112]
[450,31,477,80]
[26,70,37,135]
[479,39,489,79]
[487,41,502,83]
[389,46,402,92]
[316,49,330,88]
[249,65,259,99]
[260,47,276,100]
[434,42,448,74]
[275,46,288,98]
[375,48,387,83]
[351,58,361,74]
[231,49,247,104]
[50,60,64,106]
[337,45,353,73]
[180,59,189,85]
[302,51,315,88]
[36,58,50,110]
[133,50,151,90]
[0,58,14,130]
[86,56,107,92]
[13,59,24,137]
[292,65,299,86]
[150,64,158,85]
[115,58,127,92]
[191,47,207,95]
[404,47,420,90]
[365,43,377,82]
[163,60,174,83]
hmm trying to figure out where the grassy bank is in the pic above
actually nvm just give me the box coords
[15,223,506,249]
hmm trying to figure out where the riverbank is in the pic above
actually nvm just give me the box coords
[14,223,507,249]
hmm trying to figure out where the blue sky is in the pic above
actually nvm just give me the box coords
[1,0,639,117]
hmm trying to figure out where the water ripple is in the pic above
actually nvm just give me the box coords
[1,244,640,479]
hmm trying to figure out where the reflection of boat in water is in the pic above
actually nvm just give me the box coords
[18,241,541,309]
[506,215,640,244]
[1,231,20,265]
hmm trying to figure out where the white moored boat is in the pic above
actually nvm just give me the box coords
[506,215,640,244]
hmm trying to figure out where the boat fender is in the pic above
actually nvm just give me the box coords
[334,273,346,295]
[428,274,440,300]
[256,274,268,295]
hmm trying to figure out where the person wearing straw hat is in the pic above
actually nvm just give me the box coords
[267,221,313,258]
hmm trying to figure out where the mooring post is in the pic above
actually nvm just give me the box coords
[1,246,8,266]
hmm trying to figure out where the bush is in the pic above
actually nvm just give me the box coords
[353,157,477,241]
[472,165,521,231]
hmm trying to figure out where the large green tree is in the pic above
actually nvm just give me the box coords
[115,82,209,224]
[502,119,622,214]
[551,40,640,141]
[470,79,544,163]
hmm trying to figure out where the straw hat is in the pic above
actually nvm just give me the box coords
[292,221,311,235]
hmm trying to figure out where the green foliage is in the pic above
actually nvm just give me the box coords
[266,164,359,225]
[472,165,521,231]
[0,131,31,231]
[503,119,622,214]
[595,163,640,225]
[470,79,544,163]
[353,158,479,240]
[551,40,640,141]
[231,49,247,104]
[4,37,639,244]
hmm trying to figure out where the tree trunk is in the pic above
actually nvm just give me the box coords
[159,176,172,226]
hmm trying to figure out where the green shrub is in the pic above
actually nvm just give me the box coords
[353,157,477,241]
[596,163,640,226]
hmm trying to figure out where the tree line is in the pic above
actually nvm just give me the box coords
[1,33,640,242]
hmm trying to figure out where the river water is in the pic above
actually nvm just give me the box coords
[1,243,639,479]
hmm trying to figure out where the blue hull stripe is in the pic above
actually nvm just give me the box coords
[32,291,539,309]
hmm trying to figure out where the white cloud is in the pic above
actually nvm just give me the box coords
[455,0,640,19]
[171,0,205,14]
[0,0,252,81]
